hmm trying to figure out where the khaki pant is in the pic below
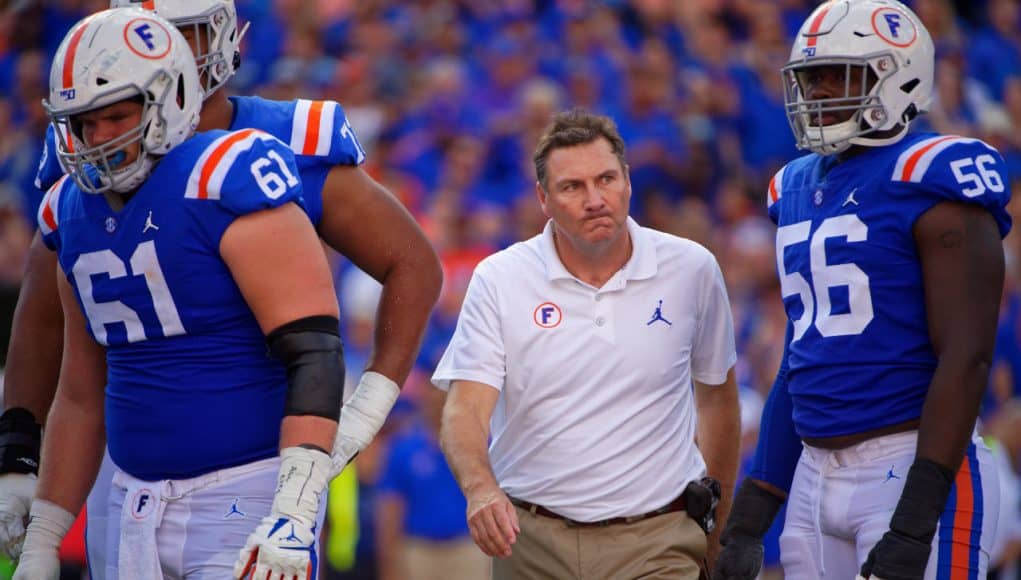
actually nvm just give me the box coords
[403,536,491,580]
[493,505,706,580]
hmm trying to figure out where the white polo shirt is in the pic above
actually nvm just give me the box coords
[432,217,737,522]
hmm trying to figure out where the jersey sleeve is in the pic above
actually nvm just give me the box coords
[183,129,307,243]
[288,99,367,167]
[766,165,787,225]
[35,124,68,192]
[890,136,1012,238]
[36,175,72,251]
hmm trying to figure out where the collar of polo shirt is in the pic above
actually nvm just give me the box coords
[539,216,658,284]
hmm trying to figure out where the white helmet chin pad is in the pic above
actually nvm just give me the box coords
[44,8,202,194]
[784,0,934,155]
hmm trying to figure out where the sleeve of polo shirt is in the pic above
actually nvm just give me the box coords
[690,253,737,385]
[431,262,506,392]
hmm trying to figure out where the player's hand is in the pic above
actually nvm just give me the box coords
[234,446,331,580]
[0,473,36,560]
[859,528,931,580]
[465,486,519,559]
[12,545,60,580]
[712,531,764,580]
[233,515,316,579]
[12,500,75,580]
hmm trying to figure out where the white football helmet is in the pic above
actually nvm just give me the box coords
[44,8,202,194]
[783,0,935,155]
[110,0,244,98]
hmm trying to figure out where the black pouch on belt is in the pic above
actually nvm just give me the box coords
[683,477,722,534]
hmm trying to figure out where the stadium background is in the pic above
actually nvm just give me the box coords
[1,0,1020,578]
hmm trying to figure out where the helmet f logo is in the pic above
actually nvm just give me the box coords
[883,13,902,38]
[134,23,156,50]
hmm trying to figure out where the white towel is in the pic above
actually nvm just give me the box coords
[113,470,167,579]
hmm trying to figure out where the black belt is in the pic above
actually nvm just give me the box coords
[508,494,687,528]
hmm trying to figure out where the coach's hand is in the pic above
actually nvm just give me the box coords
[859,529,930,580]
[712,479,784,580]
[466,485,519,559]
[234,447,331,580]
[12,500,75,580]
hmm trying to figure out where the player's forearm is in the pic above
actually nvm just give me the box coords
[35,390,104,515]
[280,415,338,452]
[917,354,993,470]
[365,257,442,385]
[3,236,63,421]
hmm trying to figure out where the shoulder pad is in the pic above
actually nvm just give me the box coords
[288,99,366,165]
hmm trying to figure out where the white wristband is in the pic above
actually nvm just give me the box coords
[21,500,75,554]
[272,447,332,526]
[331,371,400,474]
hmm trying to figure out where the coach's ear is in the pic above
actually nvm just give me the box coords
[535,180,551,219]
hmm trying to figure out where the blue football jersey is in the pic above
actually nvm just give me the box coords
[39,129,306,481]
[35,96,366,228]
[768,133,1012,438]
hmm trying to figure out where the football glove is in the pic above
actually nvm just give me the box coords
[0,408,43,560]
[860,459,953,580]
[713,478,784,580]
[234,446,331,580]
[12,500,75,580]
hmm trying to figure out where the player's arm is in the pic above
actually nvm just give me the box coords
[861,201,1004,579]
[0,234,63,559]
[222,201,343,580]
[439,380,518,559]
[15,270,105,579]
[2,234,63,421]
[318,166,442,472]
[715,322,797,580]
[694,369,741,572]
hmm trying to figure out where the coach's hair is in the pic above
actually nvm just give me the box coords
[533,109,627,191]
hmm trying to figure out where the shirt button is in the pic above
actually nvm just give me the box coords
[595,316,605,326]
[595,294,603,302]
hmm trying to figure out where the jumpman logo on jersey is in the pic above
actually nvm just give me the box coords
[842,188,860,207]
[224,497,246,519]
[647,300,673,326]
[884,466,901,483]
[143,210,160,234]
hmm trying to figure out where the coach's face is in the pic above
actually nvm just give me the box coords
[537,137,631,252]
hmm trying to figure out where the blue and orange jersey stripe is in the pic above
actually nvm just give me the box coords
[936,443,983,580]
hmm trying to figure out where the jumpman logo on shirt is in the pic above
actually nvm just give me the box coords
[884,466,901,483]
[842,188,860,207]
[142,210,160,234]
[647,300,672,326]
[224,497,246,519]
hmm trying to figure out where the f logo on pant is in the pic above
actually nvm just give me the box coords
[131,488,156,520]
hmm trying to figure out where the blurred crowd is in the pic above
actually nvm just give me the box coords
[2,0,1021,578]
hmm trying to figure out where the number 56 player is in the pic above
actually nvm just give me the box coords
[715,1,1011,579]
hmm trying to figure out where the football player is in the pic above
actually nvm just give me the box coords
[0,0,442,573]
[714,1,1010,579]
[13,8,341,579]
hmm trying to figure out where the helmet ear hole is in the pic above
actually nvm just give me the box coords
[899,79,920,94]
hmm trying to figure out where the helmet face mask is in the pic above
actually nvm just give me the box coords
[784,0,935,155]
[44,8,202,194]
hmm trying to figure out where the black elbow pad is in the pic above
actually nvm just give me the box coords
[266,315,345,420]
